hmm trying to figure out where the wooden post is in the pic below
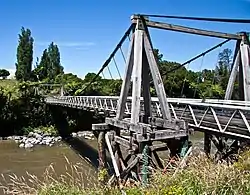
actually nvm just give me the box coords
[116,34,135,120]
[240,34,250,101]
[225,34,250,101]
[98,131,106,169]
[142,49,152,123]
[204,133,211,156]
[131,19,144,124]
[60,85,64,96]
[105,133,120,178]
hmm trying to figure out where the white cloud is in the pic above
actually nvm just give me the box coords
[36,41,95,48]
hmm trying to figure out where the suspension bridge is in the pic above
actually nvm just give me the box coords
[45,14,250,185]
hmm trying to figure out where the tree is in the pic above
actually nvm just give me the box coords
[47,42,63,81]
[33,42,64,82]
[214,48,232,90]
[34,49,50,81]
[15,27,34,81]
[84,73,102,82]
[0,69,10,79]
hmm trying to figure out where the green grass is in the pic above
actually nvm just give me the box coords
[0,79,17,87]
[1,150,250,195]
[0,79,19,99]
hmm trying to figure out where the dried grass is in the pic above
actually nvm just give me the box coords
[1,151,250,195]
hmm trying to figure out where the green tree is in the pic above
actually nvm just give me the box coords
[47,42,63,81]
[15,27,34,81]
[0,69,10,79]
[34,49,50,81]
[214,48,232,90]
[55,73,83,95]
[33,42,64,82]
[84,72,102,82]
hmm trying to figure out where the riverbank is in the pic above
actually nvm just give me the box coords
[5,128,95,149]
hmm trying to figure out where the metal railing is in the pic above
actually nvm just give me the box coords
[46,96,250,139]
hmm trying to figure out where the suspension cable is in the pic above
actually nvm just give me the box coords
[81,23,135,92]
[113,57,122,79]
[119,47,127,63]
[107,66,113,79]
[212,47,223,85]
[169,71,176,97]
[141,14,250,23]
[180,63,190,97]
[101,72,106,79]
[193,55,205,97]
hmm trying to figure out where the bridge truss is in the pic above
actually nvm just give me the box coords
[46,14,250,185]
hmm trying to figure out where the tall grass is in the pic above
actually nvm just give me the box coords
[1,151,250,195]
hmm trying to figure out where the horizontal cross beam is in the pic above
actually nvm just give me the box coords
[131,15,242,40]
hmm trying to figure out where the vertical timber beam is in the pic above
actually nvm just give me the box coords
[142,49,152,123]
[116,35,135,120]
[240,34,250,101]
[143,31,171,120]
[224,48,240,100]
[60,85,64,96]
[131,19,144,124]
[98,131,107,169]
[204,132,211,156]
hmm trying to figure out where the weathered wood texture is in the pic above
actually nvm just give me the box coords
[131,15,241,40]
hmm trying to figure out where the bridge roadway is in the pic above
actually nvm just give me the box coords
[46,96,250,140]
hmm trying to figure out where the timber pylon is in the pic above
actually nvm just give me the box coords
[92,15,189,185]
[204,33,250,161]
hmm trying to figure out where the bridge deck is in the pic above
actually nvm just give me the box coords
[46,96,250,140]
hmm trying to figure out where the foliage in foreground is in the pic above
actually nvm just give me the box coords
[0,80,53,136]
[2,150,250,195]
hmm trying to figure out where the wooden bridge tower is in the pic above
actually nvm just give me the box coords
[204,32,250,160]
[92,15,189,184]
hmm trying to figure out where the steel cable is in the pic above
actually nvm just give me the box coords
[81,23,135,93]
[141,14,250,23]
[113,57,122,79]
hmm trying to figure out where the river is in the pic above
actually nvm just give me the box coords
[0,132,205,195]
[0,138,99,195]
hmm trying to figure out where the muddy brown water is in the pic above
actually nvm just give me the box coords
[0,132,205,195]
[0,138,99,195]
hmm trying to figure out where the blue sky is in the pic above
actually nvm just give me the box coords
[1,0,250,79]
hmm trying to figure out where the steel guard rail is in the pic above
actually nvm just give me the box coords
[46,96,250,139]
